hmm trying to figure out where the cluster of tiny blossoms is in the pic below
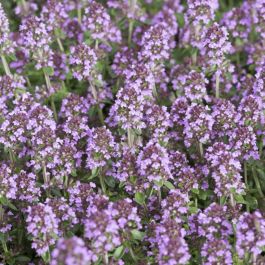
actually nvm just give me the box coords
[0,1,265,264]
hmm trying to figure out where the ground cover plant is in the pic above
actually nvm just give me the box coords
[0,0,265,264]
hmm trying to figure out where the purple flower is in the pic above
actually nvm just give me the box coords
[201,22,232,69]
[69,43,98,81]
[161,190,189,223]
[15,170,40,203]
[137,141,172,189]
[82,0,121,43]
[139,24,170,65]
[150,218,190,265]
[0,163,17,200]
[143,101,170,142]
[201,238,233,265]
[229,125,259,160]
[183,70,209,102]
[19,15,53,69]
[86,126,119,170]
[183,103,214,147]
[51,236,97,265]
[109,83,145,130]
[221,3,252,43]
[26,203,59,256]
[187,0,218,26]
[205,142,245,197]
[236,211,265,259]
[46,197,77,235]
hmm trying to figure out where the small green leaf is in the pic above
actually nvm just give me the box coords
[0,196,17,211]
[43,66,54,76]
[176,13,185,28]
[134,192,145,205]
[189,207,198,214]
[131,229,145,240]
[235,194,247,204]
[113,245,125,260]
[15,256,31,262]
[164,181,175,190]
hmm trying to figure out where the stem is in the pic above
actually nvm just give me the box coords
[50,95,58,122]
[56,37,64,52]
[42,162,49,186]
[128,20,134,45]
[1,55,11,76]
[244,162,250,212]
[8,149,15,165]
[1,240,8,253]
[129,247,137,262]
[95,39,99,50]
[99,174,106,194]
[127,128,134,147]
[103,252,109,265]
[199,142,204,158]
[158,188,162,205]
[44,72,58,122]
[26,77,32,88]
[192,49,197,65]
[21,0,27,11]
[252,167,264,197]
[215,71,220,98]
[230,193,235,208]
[90,81,104,125]
[77,7,82,24]
[259,135,263,157]
[97,105,105,125]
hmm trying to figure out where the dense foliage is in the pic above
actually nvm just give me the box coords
[0,0,265,264]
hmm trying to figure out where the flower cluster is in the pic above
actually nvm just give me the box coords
[0,0,265,264]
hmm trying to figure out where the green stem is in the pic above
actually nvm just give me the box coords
[1,55,11,76]
[244,162,250,212]
[56,37,64,52]
[8,149,15,165]
[192,49,197,65]
[252,167,264,197]
[158,188,162,205]
[129,247,137,262]
[21,0,27,10]
[42,162,49,186]
[215,71,220,98]
[99,174,106,194]
[259,135,263,157]
[230,193,235,208]
[97,105,105,125]
[77,7,82,24]
[128,20,134,45]
[103,252,109,265]
[44,72,58,122]
[95,39,99,50]
[199,142,204,158]
[127,128,134,147]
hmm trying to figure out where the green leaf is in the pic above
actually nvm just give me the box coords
[164,181,175,190]
[176,13,185,28]
[0,196,17,211]
[113,245,125,260]
[131,229,145,240]
[234,194,247,204]
[105,176,116,188]
[134,192,145,205]
[43,66,54,76]
[15,256,31,262]
[189,206,198,214]
[191,188,199,194]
